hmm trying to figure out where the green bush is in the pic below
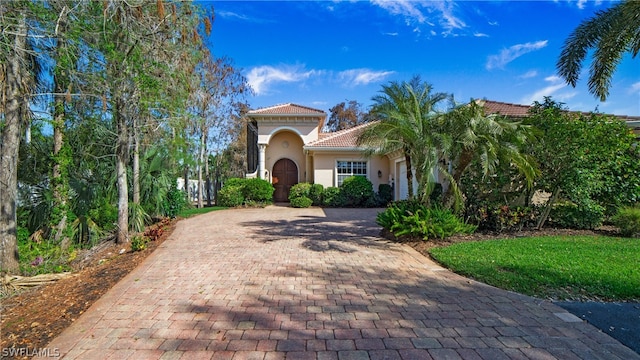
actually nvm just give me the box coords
[309,184,324,206]
[612,205,640,237]
[378,184,393,206]
[471,204,538,233]
[377,200,476,240]
[130,235,149,252]
[550,200,605,230]
[243,178,274,202]
[161,187,188,218]
[224,178,245,188]
[217,185,244,207]
[341,176,374,207]
[322,187,347,207]
[289,182,312,200]
[290,196,313,208]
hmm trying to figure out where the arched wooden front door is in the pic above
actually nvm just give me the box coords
[272,158,298,202]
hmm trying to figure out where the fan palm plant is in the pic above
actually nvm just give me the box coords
[357,76,451,202]
[439,100,538,209]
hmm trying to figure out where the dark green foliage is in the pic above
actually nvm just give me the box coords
[377,184,393,206]
[471,205,539,233]
[217,185,244,207]
[243,178,274,202]
[377,200,476,240]
[341,176,374,207]
[612,205,640,237]
[549,200,605,230]
[429,183,443,206]
[309,184,324,206]
[219,178,275,206]
[162,187,189,218]
[322,187,347,207]
[289,182,312,201]
[290,196,313,208]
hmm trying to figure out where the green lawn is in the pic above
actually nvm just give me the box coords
[429,235,640,301]
[178,206,227,218]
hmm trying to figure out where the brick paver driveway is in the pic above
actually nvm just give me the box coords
[46,206,639,360]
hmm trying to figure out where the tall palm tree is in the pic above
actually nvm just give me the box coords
[439,100,538,209]
[357,76,451,202]
[557,1,640,101]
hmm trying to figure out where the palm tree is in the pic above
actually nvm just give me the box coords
[438,100,538,209]
[357,76,451,202]
[557,1,640,101]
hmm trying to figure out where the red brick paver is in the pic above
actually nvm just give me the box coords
[43,207,639,359]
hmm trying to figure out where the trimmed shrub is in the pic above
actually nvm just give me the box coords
[550,200,605,230]
[377,200,476,240]
[612,205,640,237]
[243,178,274,202]
[323,187,347,207]
[224,178,245,188]
[309,184,324,206]
[341,176,374,207]
[289,182,312,200]
[290,196,313,208]
[217,185,244,207]
[377,184,393,206]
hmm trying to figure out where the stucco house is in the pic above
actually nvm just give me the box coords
[246,101,640,202]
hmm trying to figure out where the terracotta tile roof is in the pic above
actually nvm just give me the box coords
[305,122,374,149]
[248,103,326,116]
[480,100,531,117]
[480,99,640,122]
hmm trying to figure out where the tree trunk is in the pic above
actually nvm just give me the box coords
[404,149,414,199]
[537,188,560,230]
[197,125,205,208]
[132,117,140,205]
[52,10,70,249]
[0,16,27,274]
[443,150,473,208]
[115,93,129,244]
[205,145,211,207]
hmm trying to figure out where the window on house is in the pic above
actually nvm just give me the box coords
[337,160,367,186]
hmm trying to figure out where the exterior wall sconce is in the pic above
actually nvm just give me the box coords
[378,170,382,178]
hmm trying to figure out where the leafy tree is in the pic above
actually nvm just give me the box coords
[0,1,47,273]
[557,0,640,101]
[526,97,640,228]
[325,100,372,132]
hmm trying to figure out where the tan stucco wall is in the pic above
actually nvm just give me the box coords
[310,152,390,190]
[266,131,305,182]
[257,122,320,145]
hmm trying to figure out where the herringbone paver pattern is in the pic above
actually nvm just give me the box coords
[44,207,639,359]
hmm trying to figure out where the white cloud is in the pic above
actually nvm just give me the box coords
[246,65,317,95]
[486,40,548,70]
[370,0,427,24]
[519,70,538,79]
[246,66,394,95]
[370,0,466,36]
[629,81,640,94]
[474,32,489,38]
[337,69,395,86]
[520,75,570,105]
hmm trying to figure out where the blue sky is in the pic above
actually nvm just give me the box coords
[207,0,639,116]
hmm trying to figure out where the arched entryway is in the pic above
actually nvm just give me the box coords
[272,158,298,202]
